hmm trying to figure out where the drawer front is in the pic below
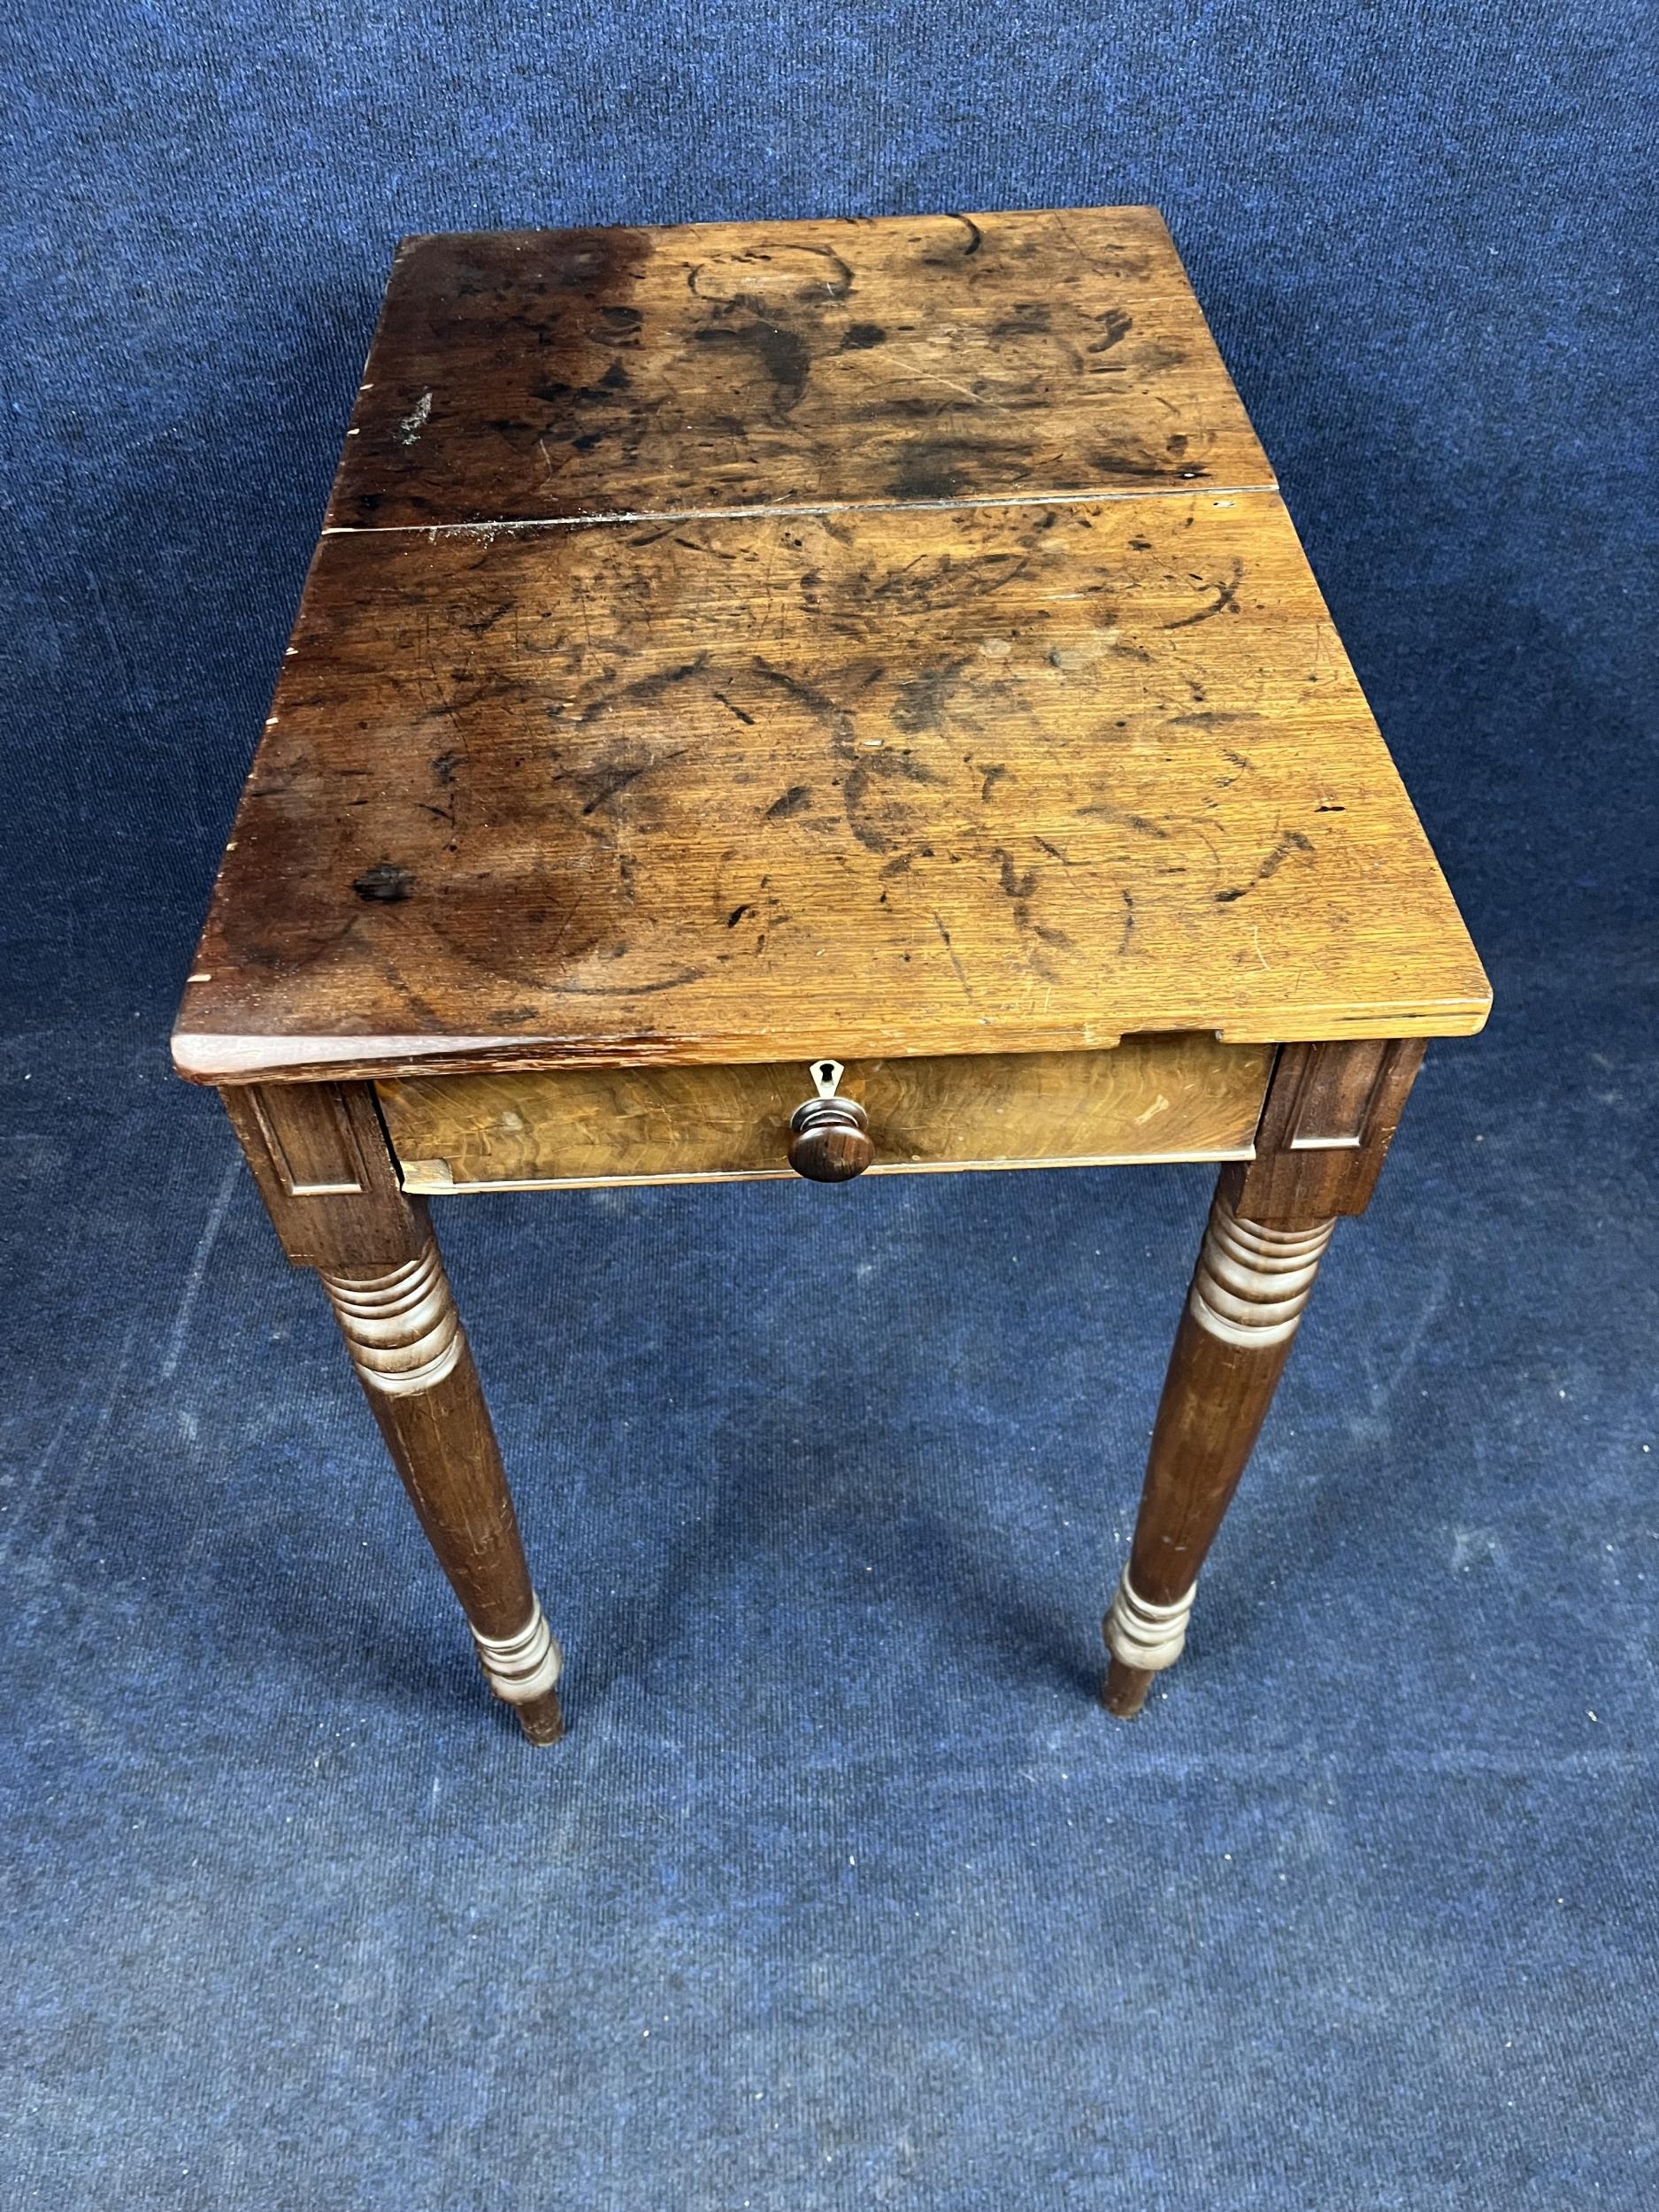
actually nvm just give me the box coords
[377,1035,1271,1193]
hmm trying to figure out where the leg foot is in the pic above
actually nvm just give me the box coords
[472,1599,565,1745]
[1102,1658,1156,1719]
[1101,1567,1199,1716]
[513,1690,567,1746]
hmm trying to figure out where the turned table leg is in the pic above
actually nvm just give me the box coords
[219,1079,565,1743]
[319,1240,565,1742]
[1103,1180,1333,1716]
[1103,1038,1429,1718]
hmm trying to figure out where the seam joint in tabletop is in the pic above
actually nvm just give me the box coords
[318,481,1282,537]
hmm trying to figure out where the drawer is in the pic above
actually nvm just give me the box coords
[377,1034,1271,1193]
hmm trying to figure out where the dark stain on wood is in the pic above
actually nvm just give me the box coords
[691,314,812,409]
[1164,561,1244,627]
[353,863,414,902]
[764,785,812,819]
[1089,310,1134,353]
[1215,830,1314,904]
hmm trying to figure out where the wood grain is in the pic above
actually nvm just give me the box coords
[174,492,1488,1083]
[326,209,1273,529]
[376,1034,1271,1190]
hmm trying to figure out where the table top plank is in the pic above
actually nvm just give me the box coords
[175,488,1489,1082]
[326,208,1274,529]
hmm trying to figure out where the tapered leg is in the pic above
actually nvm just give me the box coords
[1102,1179,1334,1715]
[320,1241,565,1743]
[219,1079,565,1744]
[1102,1036,1430,1717]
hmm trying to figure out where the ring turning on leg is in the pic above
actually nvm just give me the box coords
[221,1082,569,1746]
[473,1600,563,1703]
[1104,1571,1198,1674]
[1188,1192,1334,1348]
[320,1241,462,1395]
[474,1603,565,1744]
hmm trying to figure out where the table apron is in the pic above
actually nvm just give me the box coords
[375,1035,1273,1194]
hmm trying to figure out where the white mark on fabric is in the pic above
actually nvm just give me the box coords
[160,1157,241,1381]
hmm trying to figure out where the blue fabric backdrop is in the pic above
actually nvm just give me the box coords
[4,7,1655,2208]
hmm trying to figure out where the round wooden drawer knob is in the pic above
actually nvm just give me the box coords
[787,1095,874,1183]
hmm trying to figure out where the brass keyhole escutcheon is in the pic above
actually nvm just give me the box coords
[787,1060,874,1183]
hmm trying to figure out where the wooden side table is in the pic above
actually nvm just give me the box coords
[174,209,1488,1743]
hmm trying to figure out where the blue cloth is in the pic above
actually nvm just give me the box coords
[3,5,1655,2205]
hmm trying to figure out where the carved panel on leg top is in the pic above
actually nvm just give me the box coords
[1233,1039,1425,1224]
